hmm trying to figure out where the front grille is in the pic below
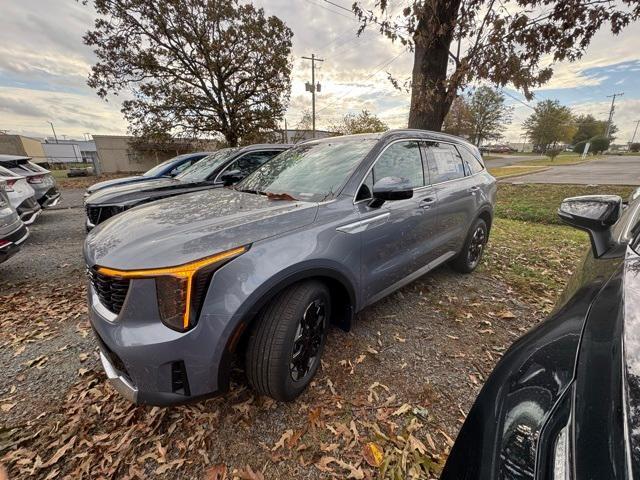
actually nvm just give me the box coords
[17,196,39,215]
[86,205,126,226]
[88,267,130,315]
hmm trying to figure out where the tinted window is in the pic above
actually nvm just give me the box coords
[238,139,376,202]
[176,149,238,182]
[356,171,375,201]
[426,143,465,183]
[373,141,424,188]
[219,151,281,181]
[457,146,484,175]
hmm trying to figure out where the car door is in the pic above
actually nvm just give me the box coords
[424,141,477,254]
[213,150,283,184]
[355,140,439,305]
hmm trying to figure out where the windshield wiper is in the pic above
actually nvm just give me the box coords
[266,191,298,201]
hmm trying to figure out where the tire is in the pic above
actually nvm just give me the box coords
[245,280,331,401]
[451,218,488,273]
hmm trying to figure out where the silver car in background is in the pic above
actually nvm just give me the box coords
[0,155,60,208]
[0,166,41,225]
[0,179,28,264]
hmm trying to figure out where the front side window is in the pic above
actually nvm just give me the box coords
[426,142,466,183]
[356,141,425,201]
[238,139,376,202]
[218,151,281,181]
[175,148,238,182]
[373,141,424,188]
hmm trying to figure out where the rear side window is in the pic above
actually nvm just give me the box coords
[218,151,281,181]
[457,146,484,175]
[425,142,465,183]
[373,141,424,188]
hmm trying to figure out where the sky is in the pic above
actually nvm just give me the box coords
[0,0,639,144]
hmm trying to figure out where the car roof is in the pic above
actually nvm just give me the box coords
[238,144,292,152]
[297,129,478,150]
[0,154,32,162]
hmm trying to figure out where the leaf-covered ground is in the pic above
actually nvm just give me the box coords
[0,186,594,479]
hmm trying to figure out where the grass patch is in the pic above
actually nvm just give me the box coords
[517,154,601,167]
[488,166,547,178]
[481,218,588,305]
[496,183,636,225]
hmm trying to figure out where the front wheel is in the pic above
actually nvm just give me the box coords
[451,218,488,273]
[245,280,331,401]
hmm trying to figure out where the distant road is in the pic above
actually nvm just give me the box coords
[484,154,545,167]
[500,155,640,186]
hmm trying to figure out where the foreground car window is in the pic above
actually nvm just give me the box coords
[176,148,238,182]
[238,139,376,202]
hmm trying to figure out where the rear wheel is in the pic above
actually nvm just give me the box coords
[245,280,331,401]
[451,218,488,273]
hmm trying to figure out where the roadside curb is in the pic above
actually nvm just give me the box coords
[496,167,552,182]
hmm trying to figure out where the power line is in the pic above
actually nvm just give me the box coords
[316,50,408,116]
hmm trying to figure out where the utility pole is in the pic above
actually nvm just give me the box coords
[631,120,640,144]
[48,121,59,143]
[302,54,324,138]
[605,92,624,139]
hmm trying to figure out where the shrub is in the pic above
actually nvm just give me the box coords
[590,135,610,154]
[573,141,587,154]
[630,143,640,153]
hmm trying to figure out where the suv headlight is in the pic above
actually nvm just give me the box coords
[97,245,248,331]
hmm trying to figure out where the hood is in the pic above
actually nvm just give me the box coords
[85,177,194,206]
[87,175,145,194]
[84,188,318,270]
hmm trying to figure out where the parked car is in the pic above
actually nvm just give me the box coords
[84,144,290,230]
[0,166,41,225]
[84,130,496,405]
[0,180,29,264]
[442,191,640,479]
[0,155,60,208]
[84,152,214,196]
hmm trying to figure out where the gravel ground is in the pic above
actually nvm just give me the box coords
[0,186,554,479]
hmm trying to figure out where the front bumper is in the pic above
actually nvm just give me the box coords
[87,278,230,405]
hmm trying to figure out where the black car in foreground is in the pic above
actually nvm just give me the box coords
[442,190,640,479]
[84,144,290,229]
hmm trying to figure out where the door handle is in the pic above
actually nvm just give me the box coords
[419,197,436,209]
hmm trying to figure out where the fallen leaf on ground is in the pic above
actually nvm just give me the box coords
[362,442,384,467]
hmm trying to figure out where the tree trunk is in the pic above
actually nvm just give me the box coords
[407,2,461,132]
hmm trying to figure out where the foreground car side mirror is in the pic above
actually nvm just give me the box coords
[219,169,243,186]
[558,195,622,258]
[369,176,413,208]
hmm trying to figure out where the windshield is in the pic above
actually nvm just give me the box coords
[176,148,238,182]
[237,138,376,202]
[143,155,189,177]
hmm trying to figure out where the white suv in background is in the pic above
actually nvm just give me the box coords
[0,166,41,225]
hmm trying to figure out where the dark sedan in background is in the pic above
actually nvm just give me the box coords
[0,154,60,208]
[84,151,213,196]
[84,144,290,229]
[442,190,640,479]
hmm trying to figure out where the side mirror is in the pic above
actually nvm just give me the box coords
[558,195,622,258]
[219,169,243,186]
[369,176,413,208]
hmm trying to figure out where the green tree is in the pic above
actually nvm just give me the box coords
[590,135,610,154]
[353,1,640,131]
[83,0,293,146]
[443,95,473,138]
[329,109,388,136]
[630,143,640,153]
[523,100,575,154]
[572,114,617,143]
[467,87,512,146]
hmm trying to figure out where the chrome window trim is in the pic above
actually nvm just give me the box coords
[353,138,482,205]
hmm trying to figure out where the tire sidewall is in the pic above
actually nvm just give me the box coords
[278,284,331,400]
[464,218,487,271]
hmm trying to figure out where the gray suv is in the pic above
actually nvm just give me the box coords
[84,130,496,405]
